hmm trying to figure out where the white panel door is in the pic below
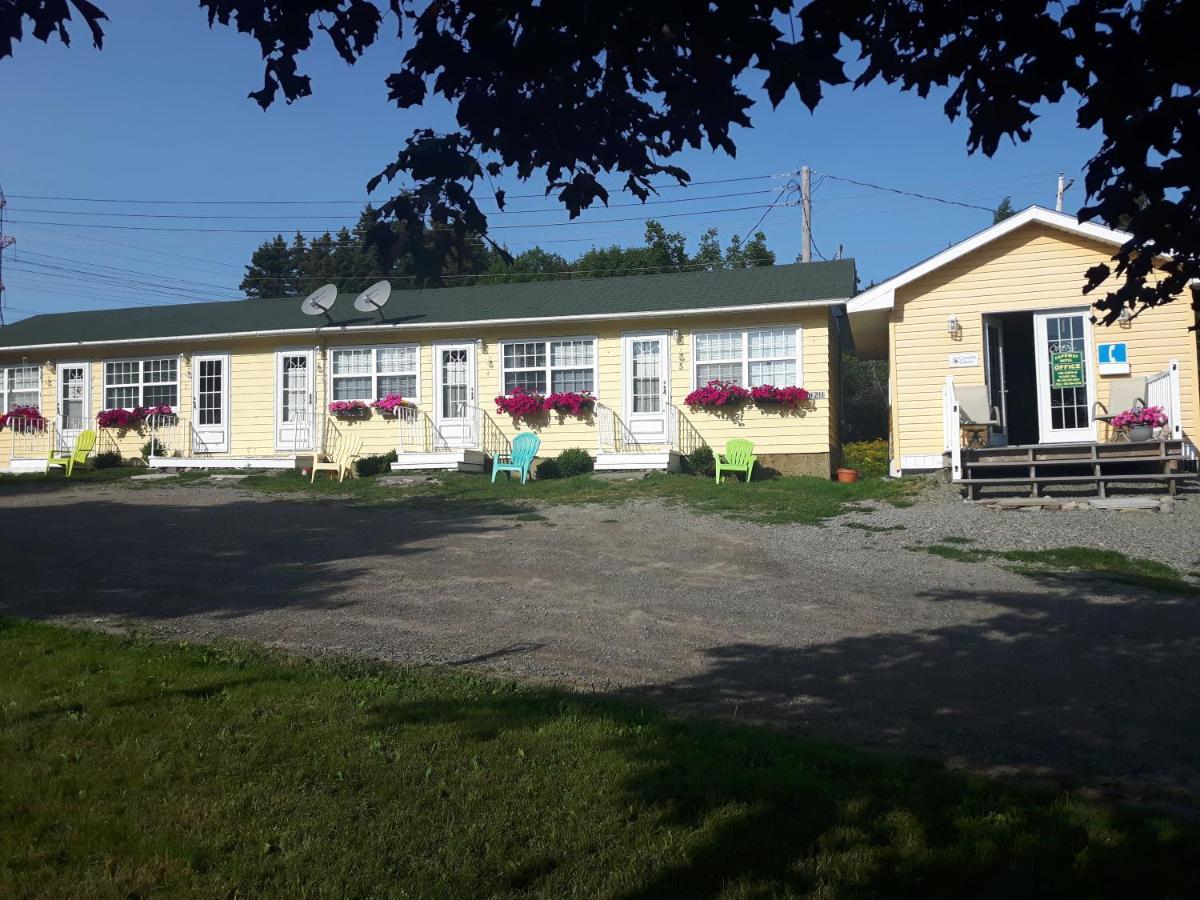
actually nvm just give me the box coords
[56,362,89,452]
[193,353,230,453]
[434,342,476,448]
[276,350,315,451]
[623,333,670,445]
[1033,309,1097,444]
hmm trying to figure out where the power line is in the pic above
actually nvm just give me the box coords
[814,172,998,213]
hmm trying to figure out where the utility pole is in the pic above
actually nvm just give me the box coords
[800,165,812,263]
[0,185,14,327]
[1055,172,1074,212]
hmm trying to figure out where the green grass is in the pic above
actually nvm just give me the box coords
[2,619,1197,898]
[913,544,1200,596]
[0,466,143,493]
[940,536,974,545]
[237,469,921,526]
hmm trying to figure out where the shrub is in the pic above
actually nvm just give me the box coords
[556,447,594,477]
[139,439,168,461]
[93,451,124,469]
[842,439,889,479]
[355,450,398,477]
[683,444,715,477]
[535,458,561,480]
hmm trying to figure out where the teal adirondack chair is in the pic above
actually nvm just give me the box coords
[492,432,541,484]
[47,429,97,477]
[714,438,756,484]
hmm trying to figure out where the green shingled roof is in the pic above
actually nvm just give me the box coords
[0,259,855,349]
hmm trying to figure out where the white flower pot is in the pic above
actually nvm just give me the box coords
[1128,425,1154,442]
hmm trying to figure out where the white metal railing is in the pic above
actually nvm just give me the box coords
[396,404,454,453]
[5,415,54,459]
[1146,358,1183,441]
[666,402,705,456]
[145,413,215,460]
[595,402,641,454]
[469,403,511,459]
[943,377,963,481]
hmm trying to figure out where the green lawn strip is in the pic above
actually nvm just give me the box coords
[236,469,921,526]
[1,619,1196,898]
[0,466,143,493]
[913,544,1200,596]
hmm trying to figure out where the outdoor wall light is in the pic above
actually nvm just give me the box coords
[946,315,961,337]
[1118,307,1133,328]
[672,328,681,342]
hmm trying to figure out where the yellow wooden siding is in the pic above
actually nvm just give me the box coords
[1,305,837,466]
[889,224,1200,469]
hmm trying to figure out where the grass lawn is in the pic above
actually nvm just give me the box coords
[913,544,1200,596]
[2,620,1197,898]
[236,468,920,525]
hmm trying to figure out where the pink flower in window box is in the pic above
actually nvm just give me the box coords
[328,400,371,419]
[370,394,411,416]
[750,385,810,406]
[684,380,751,409]
[495,386,546,416]
[542,391,595,416]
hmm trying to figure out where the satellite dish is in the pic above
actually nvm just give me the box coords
[354,280,392,320]
[300,284,338,324]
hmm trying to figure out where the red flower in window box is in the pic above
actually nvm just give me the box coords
[750,385,810,406]
[495,386,546,416]
[96,405,174,430]
[0,405,46,430]
[684,380,751,409]
[542,391,595,416]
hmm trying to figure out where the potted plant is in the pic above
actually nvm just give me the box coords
[495,386,546,417]
[1111,405,1167,442]
[750,385,810,407]
[96,405,174,431]
[836,467,860,484]
[684,379,751,409]
[328,400,371,420]
[370,394,410,417]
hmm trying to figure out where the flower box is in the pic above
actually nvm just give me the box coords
[370,394,411,416]
[495,386,546,417]
[685,380,751,409]
[328,400,371,419]
[750,385,810,406]
[543,391,595,416]
[96,405,174,430]
[0,405,47,430]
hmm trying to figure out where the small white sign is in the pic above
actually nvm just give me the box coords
[949,352,979,368]
[1098,342,1130,375]
[808,390,827,401]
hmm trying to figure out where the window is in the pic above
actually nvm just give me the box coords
[330,345,419,401]
[694,326,801,387]
[104,358,178,409]
[1,365,40,411]
[500,338,596,394]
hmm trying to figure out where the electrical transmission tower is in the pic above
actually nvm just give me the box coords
[0,185,14,327]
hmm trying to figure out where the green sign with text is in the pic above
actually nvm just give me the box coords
[1050,350,1085,388]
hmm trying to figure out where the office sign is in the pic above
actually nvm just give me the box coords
[1050,350,1085,388]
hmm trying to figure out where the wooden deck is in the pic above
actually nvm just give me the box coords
[959,439,1196,500]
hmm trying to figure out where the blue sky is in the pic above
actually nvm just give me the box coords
[1,2,1099,322]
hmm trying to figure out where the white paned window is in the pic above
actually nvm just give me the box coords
[330,345,419,401]
[104,358,178,408]
[1,365,40,411]
[693,327,801,387]
[501,338,596,394]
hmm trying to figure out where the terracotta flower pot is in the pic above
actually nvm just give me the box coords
[836,467,860,484]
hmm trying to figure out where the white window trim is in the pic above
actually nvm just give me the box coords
[102,355,181,409]
[1,364,41,411]
[691,324,804,390]
[327,343,421,403]
[496,335,600,398]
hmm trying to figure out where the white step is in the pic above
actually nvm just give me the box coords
[594,450,681,472]
[148,456,296,470]
[391,449,487,473]
[3,458,48,474]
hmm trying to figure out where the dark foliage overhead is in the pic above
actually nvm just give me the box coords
[3,1,1197,321]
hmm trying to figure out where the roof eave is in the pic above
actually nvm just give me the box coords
[0,296,851,354]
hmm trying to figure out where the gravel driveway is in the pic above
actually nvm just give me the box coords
[3,481,1199,805]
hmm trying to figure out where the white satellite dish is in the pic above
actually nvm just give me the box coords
[354,280,392,320]
[300,284,338,324]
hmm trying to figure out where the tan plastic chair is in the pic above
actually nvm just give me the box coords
[311,434,363,483]
[956,384,1001,448]
[1093,375,1147,440]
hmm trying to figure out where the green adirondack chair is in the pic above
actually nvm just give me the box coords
[47,429,97,477]
[492,432,541,484]
[714,438,756,484]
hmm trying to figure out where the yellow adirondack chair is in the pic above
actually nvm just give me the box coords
[47,429,97,477]
[714,439,756,484]
[311,434,363,483]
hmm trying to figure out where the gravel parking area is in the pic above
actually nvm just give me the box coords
[3,480,1199,804]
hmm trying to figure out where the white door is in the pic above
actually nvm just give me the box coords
[623,333,670,444]
[982,316,1008,446]
[193,353,230,453]
[1033,309,1097,444]
[276,350,315,450]
[56,362,89,451]
[434,342,476,448]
